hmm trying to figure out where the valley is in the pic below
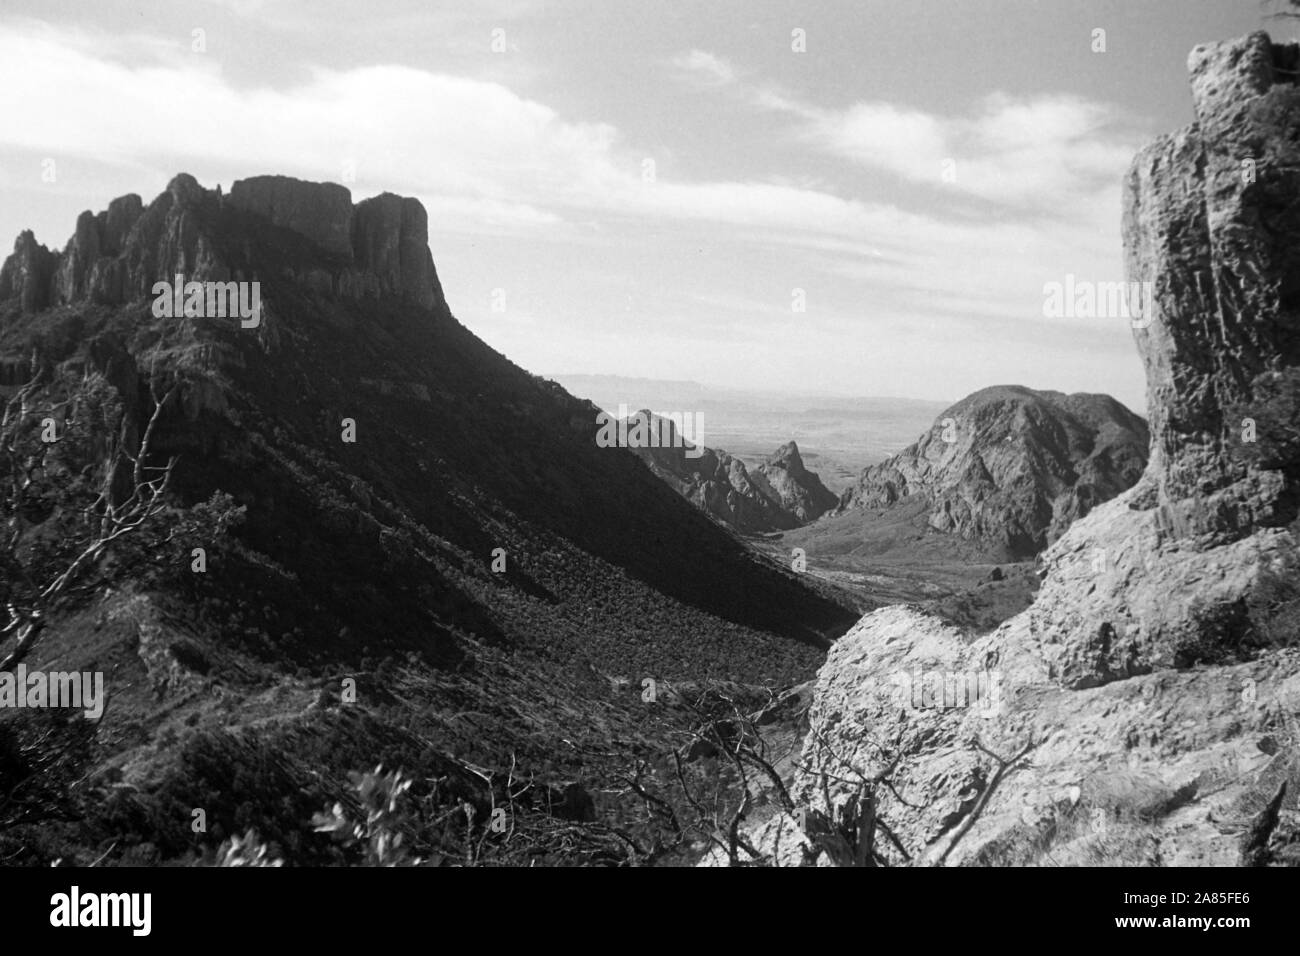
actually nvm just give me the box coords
[0,7,1297,879]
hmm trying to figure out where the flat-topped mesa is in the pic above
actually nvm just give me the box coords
[0,172,447,315]
[228,175,354,259]
[1124,31,1300,541]
[228,174,444,310]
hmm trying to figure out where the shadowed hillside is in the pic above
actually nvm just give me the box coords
[0,173,857,866]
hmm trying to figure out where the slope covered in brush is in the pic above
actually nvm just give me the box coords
[0,173,857,865]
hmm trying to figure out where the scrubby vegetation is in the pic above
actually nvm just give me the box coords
[0,185,860,867]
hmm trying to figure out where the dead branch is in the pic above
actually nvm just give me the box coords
[0,366,179,672]
[936,734,1036,866]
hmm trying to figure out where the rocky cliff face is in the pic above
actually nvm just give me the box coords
[1018,31,1300,687]
[839,385,1148,559]
[0,172,447,317]
[228,175,354,259]
[752,441,840,524]
[1127,33,1300,540]
[716,33,1300,867]
[348,192,443,310]
[0,231,56,312]
[626,412,837,533]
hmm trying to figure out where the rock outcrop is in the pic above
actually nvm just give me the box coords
[625,412,836,533]
[720,605,1300,867]
[98,193,145,256]
[0,231,56,312]
[752,441,840,524]
[715,32,1300,868]
[348,192,443,309]
[228,175,354,259]
[0,173,447,317]
[1126,33,1300,540]
[1016,31,1300,686]
[838,386,1149,559]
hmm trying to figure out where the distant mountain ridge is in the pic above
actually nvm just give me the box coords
[551,374,952,489]
[622,410,838,533]
[839,385,1149,558]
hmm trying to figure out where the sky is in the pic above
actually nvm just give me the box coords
[0,0,1294,411]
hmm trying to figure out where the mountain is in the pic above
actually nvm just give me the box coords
[752,441,840,524]
[550,373,951,492]
[0,173,857,865]
[838,385,1149,559]
[715,32,1300,868]
[620,411,837,533]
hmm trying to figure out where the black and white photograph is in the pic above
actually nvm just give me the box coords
[0,0,1297,937]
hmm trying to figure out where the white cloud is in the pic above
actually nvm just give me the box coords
[791,91,1143,211]
[0,19,1108,258]
[0,21,619,232]
[0,17,1141,394]
[815,102,948,176]
[671,49,737,86]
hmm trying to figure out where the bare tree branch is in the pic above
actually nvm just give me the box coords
[0,362,179,672]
